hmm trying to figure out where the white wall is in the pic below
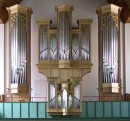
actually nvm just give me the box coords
[0,24,4,94]
[4,21,10,96]
[125,23,130,93]
[20,0,108,99]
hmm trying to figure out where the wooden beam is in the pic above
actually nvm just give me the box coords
[107,0,124,7]
[0,0,22,24]
[0,0,7,24]
[5,0,23,7]
[121,0,130,23]
[107,0,130,23]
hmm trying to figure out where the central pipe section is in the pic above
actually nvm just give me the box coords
[56,5,73,60]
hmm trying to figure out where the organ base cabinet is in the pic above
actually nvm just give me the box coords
[100,93,121,101]
[102,83,119,93]
[99,83,121,101]
[8,84,31,102]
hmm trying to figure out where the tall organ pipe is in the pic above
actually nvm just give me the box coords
[59,12,70,60]
[11,14,27,84]
[102,12,119,84]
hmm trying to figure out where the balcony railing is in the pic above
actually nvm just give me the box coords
[0,95,130,102]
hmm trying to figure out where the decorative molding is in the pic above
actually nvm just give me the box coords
[102,12,119,30]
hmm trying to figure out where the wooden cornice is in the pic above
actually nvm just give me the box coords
[0,0,7,24]
[107,0,130,23]
[0,0,22,24]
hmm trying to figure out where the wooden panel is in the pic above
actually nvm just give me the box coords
[107,0,130,23]
[72,69,80,77]
[0,0,22,24]
[46,103,53,118]
[0,102,130,119]
[107,0,124,7]
[38,103,46,118]
[96,102,103,117]
[13,103,20,118]
[30,103,37,118]
[112,102,120,117]
[125,94,130,101]
[104,102,112,117]
[50,69,59,77]
[4,103,12,118]
[21,103,29,118]
[121,102,128,117]
[0,3,8,24]
[87,102,95,117]
[0,103,4,118]
[129,102,130,117]
[121,7,130,23]
[5,0,23,7]
[79,102,86,117]
[46,113,53,118]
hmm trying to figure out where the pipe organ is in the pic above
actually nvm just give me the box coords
[58,9,71,60]
[7,4,32,102]
[97,4,121,101]
[37,5,93,115]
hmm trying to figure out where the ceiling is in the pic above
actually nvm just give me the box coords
[0,0,130,24]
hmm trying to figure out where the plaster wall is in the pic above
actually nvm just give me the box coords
[0,24,4,94]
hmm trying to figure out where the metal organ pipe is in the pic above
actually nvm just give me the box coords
[81,26,90,60]
[38,6,91,62]
[11,26,14,83]
[50,35,57,60]
[40,29,42,60]
[59,12,70,60]
[39,26,48,60]
[87,28,90,60]
[72,34,79,60]
[102,12,119,84]
[21,18,23,84]
[11,14,27,84]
